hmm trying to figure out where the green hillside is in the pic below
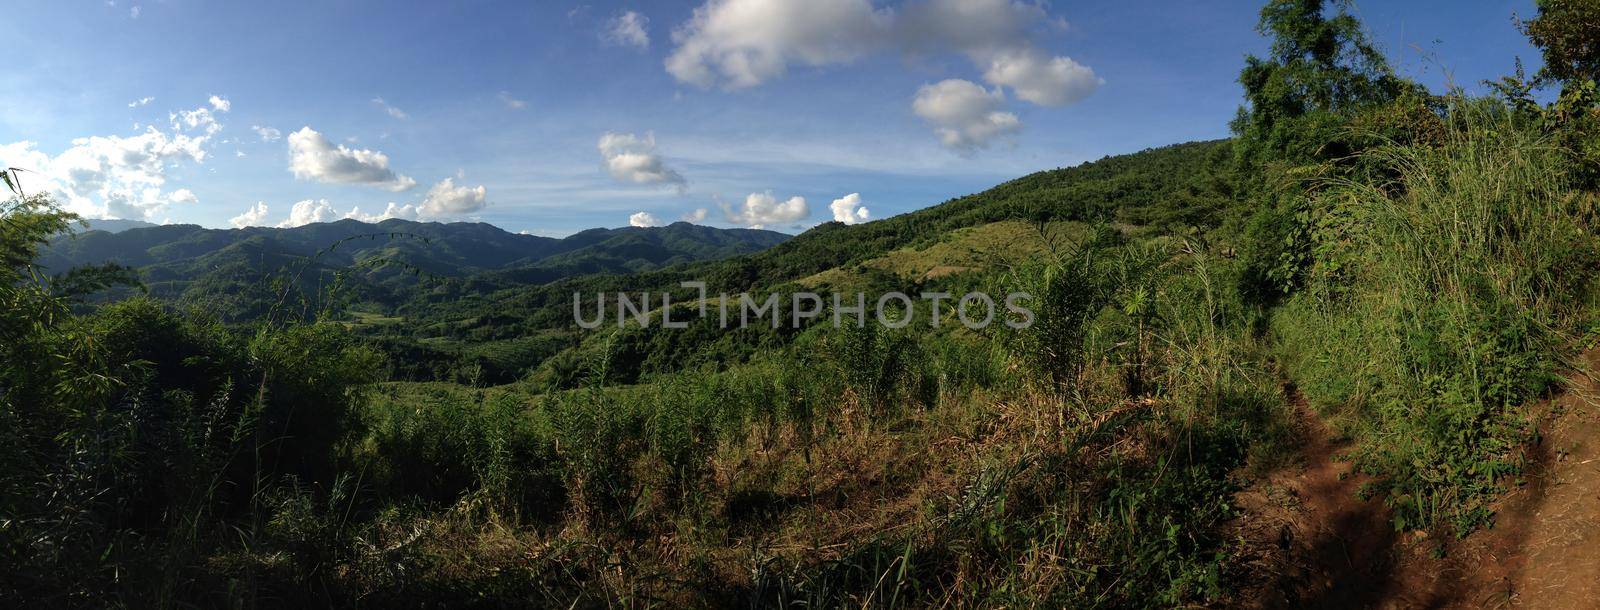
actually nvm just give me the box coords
[6,1,1600,607]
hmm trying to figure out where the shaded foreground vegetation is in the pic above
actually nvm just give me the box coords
[5,0,1600,607]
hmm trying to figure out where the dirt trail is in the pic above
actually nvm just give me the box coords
[1476,348,1600,608]
[1229,386,1398,609]
[1231,349,1600,609]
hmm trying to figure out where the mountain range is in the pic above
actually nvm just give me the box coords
[42,219,789,318]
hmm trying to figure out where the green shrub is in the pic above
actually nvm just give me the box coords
[996,225,1120,394]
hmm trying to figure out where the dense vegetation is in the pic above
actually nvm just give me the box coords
[3,0,1599,607]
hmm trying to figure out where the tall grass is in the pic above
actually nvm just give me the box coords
[1274,100,1600,533]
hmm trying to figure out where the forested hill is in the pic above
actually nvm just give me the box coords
[39,218,788,317]
[410,138,1237,328]
[726,138,1234,288]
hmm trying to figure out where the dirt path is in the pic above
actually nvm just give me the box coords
[1229,385,1398,609]
[1475,348,1600,608]
[1232,350,1600,609]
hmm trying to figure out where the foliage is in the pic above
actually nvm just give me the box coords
[1230,0,1432,303]
[1273,102,1598,534]
[1523,0,1600,87]
[0,194,390,603]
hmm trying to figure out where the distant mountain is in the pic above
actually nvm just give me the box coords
[78,218,159,233]
[42,219,788,318]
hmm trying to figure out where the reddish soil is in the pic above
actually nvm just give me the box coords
[1229,387,1397,609]
[1231,349,1600,609]
[1472,348,1600,609]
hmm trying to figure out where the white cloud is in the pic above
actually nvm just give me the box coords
[682,207,709,223]
[276,199,343,228]
[252,125,281,142]
[0,99,220,220]
[237,199,420,227]
[417,177,488,216]
[629,211,663,227]
[912,79,1021,153]
[665,0,1099,101]
[497,91,527,109]
[169,188,198,205]
[287,126,416,191]
[342,203,417,223]
[895,0,1047,56]
[236,179,487,229]
[371,97,408,119]
[230,201,270,228]
[666,0,888,89]
[598,132,686,189]
[982,47,1101,107]
[723,192,808,228]
[130,6,140,19]
[603,11,651,49]
[342,178,488,223]
[170,106,222,136]
[665,0,1099,150]
[829,192,870,224]
[128,96,154,108]
[208,95,231,112]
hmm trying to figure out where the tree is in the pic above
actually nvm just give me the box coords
[1230,0,1422,302]
[1523,0,1600,88]
[1232,0,1421,170]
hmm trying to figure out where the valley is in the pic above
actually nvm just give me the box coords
[5,1,1600,608]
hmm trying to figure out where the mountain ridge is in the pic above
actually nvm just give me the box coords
[41,218,790,318]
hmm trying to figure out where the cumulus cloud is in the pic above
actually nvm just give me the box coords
[230,177,488,229]
[169,188,198,205]
[629,211,664,227]
[0,99,221,220]
[345,202,419,222]
[343,178,489,223]
[287,126,416,191]
[603,11,651,49]
[128,96,154,108]
[682,207,709,223]
[230,201,270,228]
[829,192,870,224]
[895,0,1045,56]
[981,47,1101,106]
[666,0,888,89]
[371,97,408,119]
[252,126,281,142]
[665,0,1099,101]
[276,199,345,228]
[723,192,808,228]
[666,0,1099,148]
[497,91,527,109]
[208,95,231,112]
[912,79,1021,152]
[417,177,488,216]
[598,132,686,189]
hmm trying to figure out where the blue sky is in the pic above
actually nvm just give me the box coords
[0,0,1540,236]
